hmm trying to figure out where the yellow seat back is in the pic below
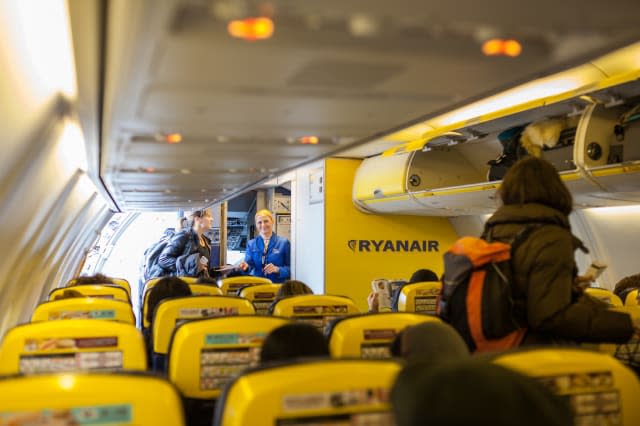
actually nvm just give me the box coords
[0,373,184,425]
[31,298,135,325]
[66,277,132,298]
[168,316,291,399]
[271,295,360,332]
[50,284,130,304]
[585,287,623,307]
[625,289,638,306]
[141,276,199,328]
[215,359,400,426]
[0,320,146,375]
[328,313,441,358]
[396,281,442,314]
[494,348,640,425]
[188,283,223,296]
[219,276,272,296]
[153,296,256,355]
[238,283,282,314]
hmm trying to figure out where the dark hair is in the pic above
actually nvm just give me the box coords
[53,289,86,300]
[71,274,114,285]
[276,280,313,298]
[613,273,640,298]
[391,361,573,426]
[390,330,405,358]
[196,277,219,286]
[498,157,573,216]
[260,323,329,363]
[146,277,192,323]
[408,269,438,284]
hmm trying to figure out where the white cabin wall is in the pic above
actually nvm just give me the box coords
[292,161,325,294]
[0,1,111,337]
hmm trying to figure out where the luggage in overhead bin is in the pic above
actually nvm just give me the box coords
[486,125,527,181]
[611,103,640,163]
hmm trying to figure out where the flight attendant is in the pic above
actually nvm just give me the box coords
[239,209,290,283]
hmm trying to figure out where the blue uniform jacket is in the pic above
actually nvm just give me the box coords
[244,234,290,283]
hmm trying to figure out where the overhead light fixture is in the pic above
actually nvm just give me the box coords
[482,39,522,57]
[165,133,182,144]
[228,17,274,41]
[299,135,319,145]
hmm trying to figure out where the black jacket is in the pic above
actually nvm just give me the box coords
[157,229,211,277]
[485,203,633,344]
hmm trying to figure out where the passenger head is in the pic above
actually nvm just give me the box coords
[70,273,114,286]
[146,277,192,324]
[260,323,329,363]
[391,361,573,426]
[196,276,219,287]
[276,280,313,298]
[53,289,86,300]
[499,156,573,216]
[408,269,438,284]
[613,273,640,299]
[397,322,469,365]
[255,209,275,238]
[189,209,213,235]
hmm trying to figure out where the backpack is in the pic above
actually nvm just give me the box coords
[143,229,176,280]
[439,224,541,353]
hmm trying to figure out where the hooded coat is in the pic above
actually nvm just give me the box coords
[485,203,633,344]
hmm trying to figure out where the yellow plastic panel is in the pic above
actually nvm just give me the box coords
[271,294,359,333]
[495,348,640,426]
[189,284,223,296]
[168,316,290,399]
[625,290,638,306]
[584,288,623,307]
[141,276,200,328]
[50,285,130,304]
[31,298,135,325]
[153,296,255,354]
[0,373,184,425]
[219,276,272,296]
[0,319,146,375]
[328,313,440,358]
[352,152,412,201]
[218,359,400,426]
[238,283,282,315]
[397,282,443,314]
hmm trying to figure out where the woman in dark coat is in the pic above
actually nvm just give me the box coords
[156,209,213,277]
[486,157,634,344]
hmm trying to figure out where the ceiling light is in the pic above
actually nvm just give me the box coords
[299,136,319,145]
[205,199,210,203]
[143,167,155,173]
[165,133,182,144]
[217,136,229,143]
[228,17,274,41]
[482,39,522,57]
[201,189,207,193]
[180,168,191,174]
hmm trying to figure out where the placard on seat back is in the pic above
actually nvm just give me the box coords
[238,283,282,315]
[49,285,130,304]
[0,319,146,375]
[328,312,441,359]
[585,287,623,307]
[396,281,442,314]
[168,316,291,399]
[214,359,401,426]
[218,276,272,296]
[271,295,360,333]
[494,348,640,425]
[31,298,135,325]
[0,372,184,425]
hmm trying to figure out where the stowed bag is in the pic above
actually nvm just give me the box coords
[439,225,541,352]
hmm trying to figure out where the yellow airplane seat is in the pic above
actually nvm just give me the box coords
[585,287,623,307]
[328,312,441,359]
[141,276,200,328]
[494,348,640,425]
[214,359,401,426]
[0,319,146,375]
[151,296,255,371]
[66,277,132,298]
[218,276,272,296]
[49,284,130,304]
[0,372,184,425]
[270,294,360,333]
[624,289,638,306]
[238,283,282,315]
[188,283,223,296]
[31,297,135,325]
[395,281,442,314]
[168,316,291,426]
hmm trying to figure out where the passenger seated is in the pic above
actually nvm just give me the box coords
[52,289,85,300]
[260,323,329,363]
[481,157,635,345]
[391,361,573,426]
[614,273,640,302]
[144,277,192,362]
[267,280,313,313]
[72,273,114,285]
[195,276,219,287]
[367,269,438,313]
[391,321,469,365]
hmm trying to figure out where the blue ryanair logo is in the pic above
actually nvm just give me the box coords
[347,240,439,253]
